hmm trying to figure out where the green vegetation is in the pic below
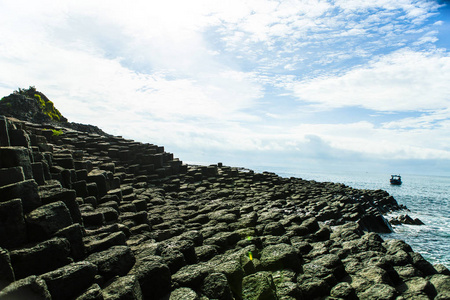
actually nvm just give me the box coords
[12,86,66,122]
[51,129,64,136]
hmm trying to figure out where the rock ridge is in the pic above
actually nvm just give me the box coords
[0,114,449,300]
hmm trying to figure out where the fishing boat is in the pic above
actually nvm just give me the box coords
[390,175,402,185]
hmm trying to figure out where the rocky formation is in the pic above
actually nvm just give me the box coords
[0,114,449,300]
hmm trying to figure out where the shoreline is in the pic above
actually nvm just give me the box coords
[1,116,449,299]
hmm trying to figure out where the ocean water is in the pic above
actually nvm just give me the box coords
[250,166,450,268]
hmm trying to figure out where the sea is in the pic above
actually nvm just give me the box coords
[248,166,450,268]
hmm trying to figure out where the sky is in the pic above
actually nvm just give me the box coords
[1,0,450,176]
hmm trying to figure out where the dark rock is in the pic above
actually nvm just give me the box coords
[258,243,301,272]
[0,166,25,186]
[32,162,46,185]
[0,198,27,249]
[39,261,98,300]
[54,223,86,261]
[434,264,450,275]
[0,179,41,213]
[10,237,72,279]
[86,246,135,281]
[358,213,392,233]
[409,252,437,276]
[102,275,143,300]
[0,275,51,300]
[397,276,436,298]
[25,201,73,242]
[0,247,15,286]
[201,272,233,300]
[330,282,357,299]
[0,146,33,179]
[0,116,10,146]
[39,188,82,224]
[195,245,218,262]
[357,283,397,300]
[298,275,330,299]
[87,169,110,197]
[169,287,198,300]
[128,255,171,299]
[83,210,106,227]
[84,231,127,255]
[75,284,104,300]
[214,260,245,297]
[241,271,277,300]
[429,274,450,298]
[172,262,212,291]
[390,214,425,226]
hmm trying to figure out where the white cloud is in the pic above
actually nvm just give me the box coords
[288,49,450,111]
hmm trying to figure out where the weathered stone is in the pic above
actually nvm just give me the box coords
[86,246,135,281]
[172,262,212,291]
[128,255,171,299]
[84,231,127,255]
[242,271,277,300]
[297,276,330,299]
[0,116,10,147]
[201,272,233,300]
[168,287,198,300]
[397,276,436,298]
[39,261,98,300]
[259,243,301,272]
[75,284,104,300]
[87,169,110,196]
[32,162,46,185]
[215,260,245,297]
[0,179,41,213]
[83,210,106,227]
[428,274,450,297]
[0,275,51,300]
[102,275,143,300]
[54,223,86,260]
[330,282,357,299]
[0,198,27,249]
[358,283,397,300]
[0,247,15,287]
[73,180,89,198]
[0,146,33,179]
[26,201,73,242]
[39,187,83,224]
[0,166,25,186]
[409,252,437,276]
[10,237,72,279]
[358,213,392,233]
[9,129,31,147]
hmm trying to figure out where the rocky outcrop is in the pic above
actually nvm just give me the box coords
[0,114,448,299]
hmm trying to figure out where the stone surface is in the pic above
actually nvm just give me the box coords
[102,275,143,300]
[0,247,15,287]
[25,201,73,242]
[10,237,72,279]
[128,255,171,299]
[0,179,41,213]
[0,146,33,179]
[0,275,51,300]
[86,245,135,281]
[39,261,97,300]
[242,271,277,300]
[0,198,27,249]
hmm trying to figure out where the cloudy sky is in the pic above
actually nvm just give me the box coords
[1,0,450,175]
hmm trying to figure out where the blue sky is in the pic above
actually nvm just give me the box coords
[1,0,450,175]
